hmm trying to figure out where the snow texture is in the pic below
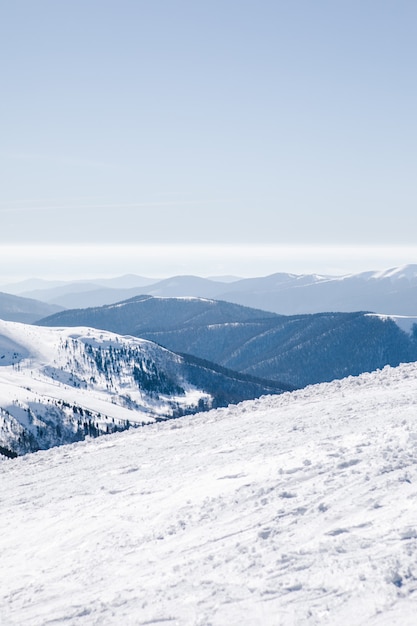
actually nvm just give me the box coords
[2,362,417,624]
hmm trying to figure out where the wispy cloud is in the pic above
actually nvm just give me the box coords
[0,151,112,169]
[0,200,209,213]
[0,206,56,213]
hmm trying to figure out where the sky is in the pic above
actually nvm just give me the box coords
[1,0,417,281]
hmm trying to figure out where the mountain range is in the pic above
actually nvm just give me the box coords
[3,268,417,624]
[2,361,417,625]
[37,295,417,388]
[0,319,289,456]
[0,291,63,323]
[3,264,417,314]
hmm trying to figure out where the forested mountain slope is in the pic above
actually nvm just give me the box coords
[37,296,417,387]
[0,291,63,323]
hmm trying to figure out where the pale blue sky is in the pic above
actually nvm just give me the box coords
[1,1,417,279]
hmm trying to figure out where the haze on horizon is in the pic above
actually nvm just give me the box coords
[1,1,417,281]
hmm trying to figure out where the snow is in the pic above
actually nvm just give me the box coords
[345,265,417,282]
[0,319,212,454]
[366,313,417,334]
[151,295,217,303]
[107,296,216,310]
[2,362,417,624]
[372,265,417,280]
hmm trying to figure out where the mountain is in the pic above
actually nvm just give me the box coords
[0,278,68,294]
[2,274,157,297]
[207,274,242,282]
[140,266,417,316]
[25,275,226,309]
[0,319,289,456]
[0,291,64,323]
[37,295,417,387]
[37,294,278,330]
[2,362,417,625]
[14,275,157,308]
[217,265,417,315]
[2,275,229,309]
[6,264,417,313]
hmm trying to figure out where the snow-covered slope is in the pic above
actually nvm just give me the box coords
[367,313,417,335]
[0,320,208,455]
[0,320,286,456]
[2,363,417,624]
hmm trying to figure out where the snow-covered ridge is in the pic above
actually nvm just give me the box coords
[371,264,417,281]
[366,313,417,334]
[107,294,217,310]
[0,320,212,455]
[2,361,417,624]
[0,319,288,456]
[338,264,417,282]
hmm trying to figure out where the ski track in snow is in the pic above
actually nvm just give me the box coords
[2,363,417,624]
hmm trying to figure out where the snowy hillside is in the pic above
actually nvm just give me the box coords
[2,363,417,624]
[0,320,207,455]
[0,320,286,456]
